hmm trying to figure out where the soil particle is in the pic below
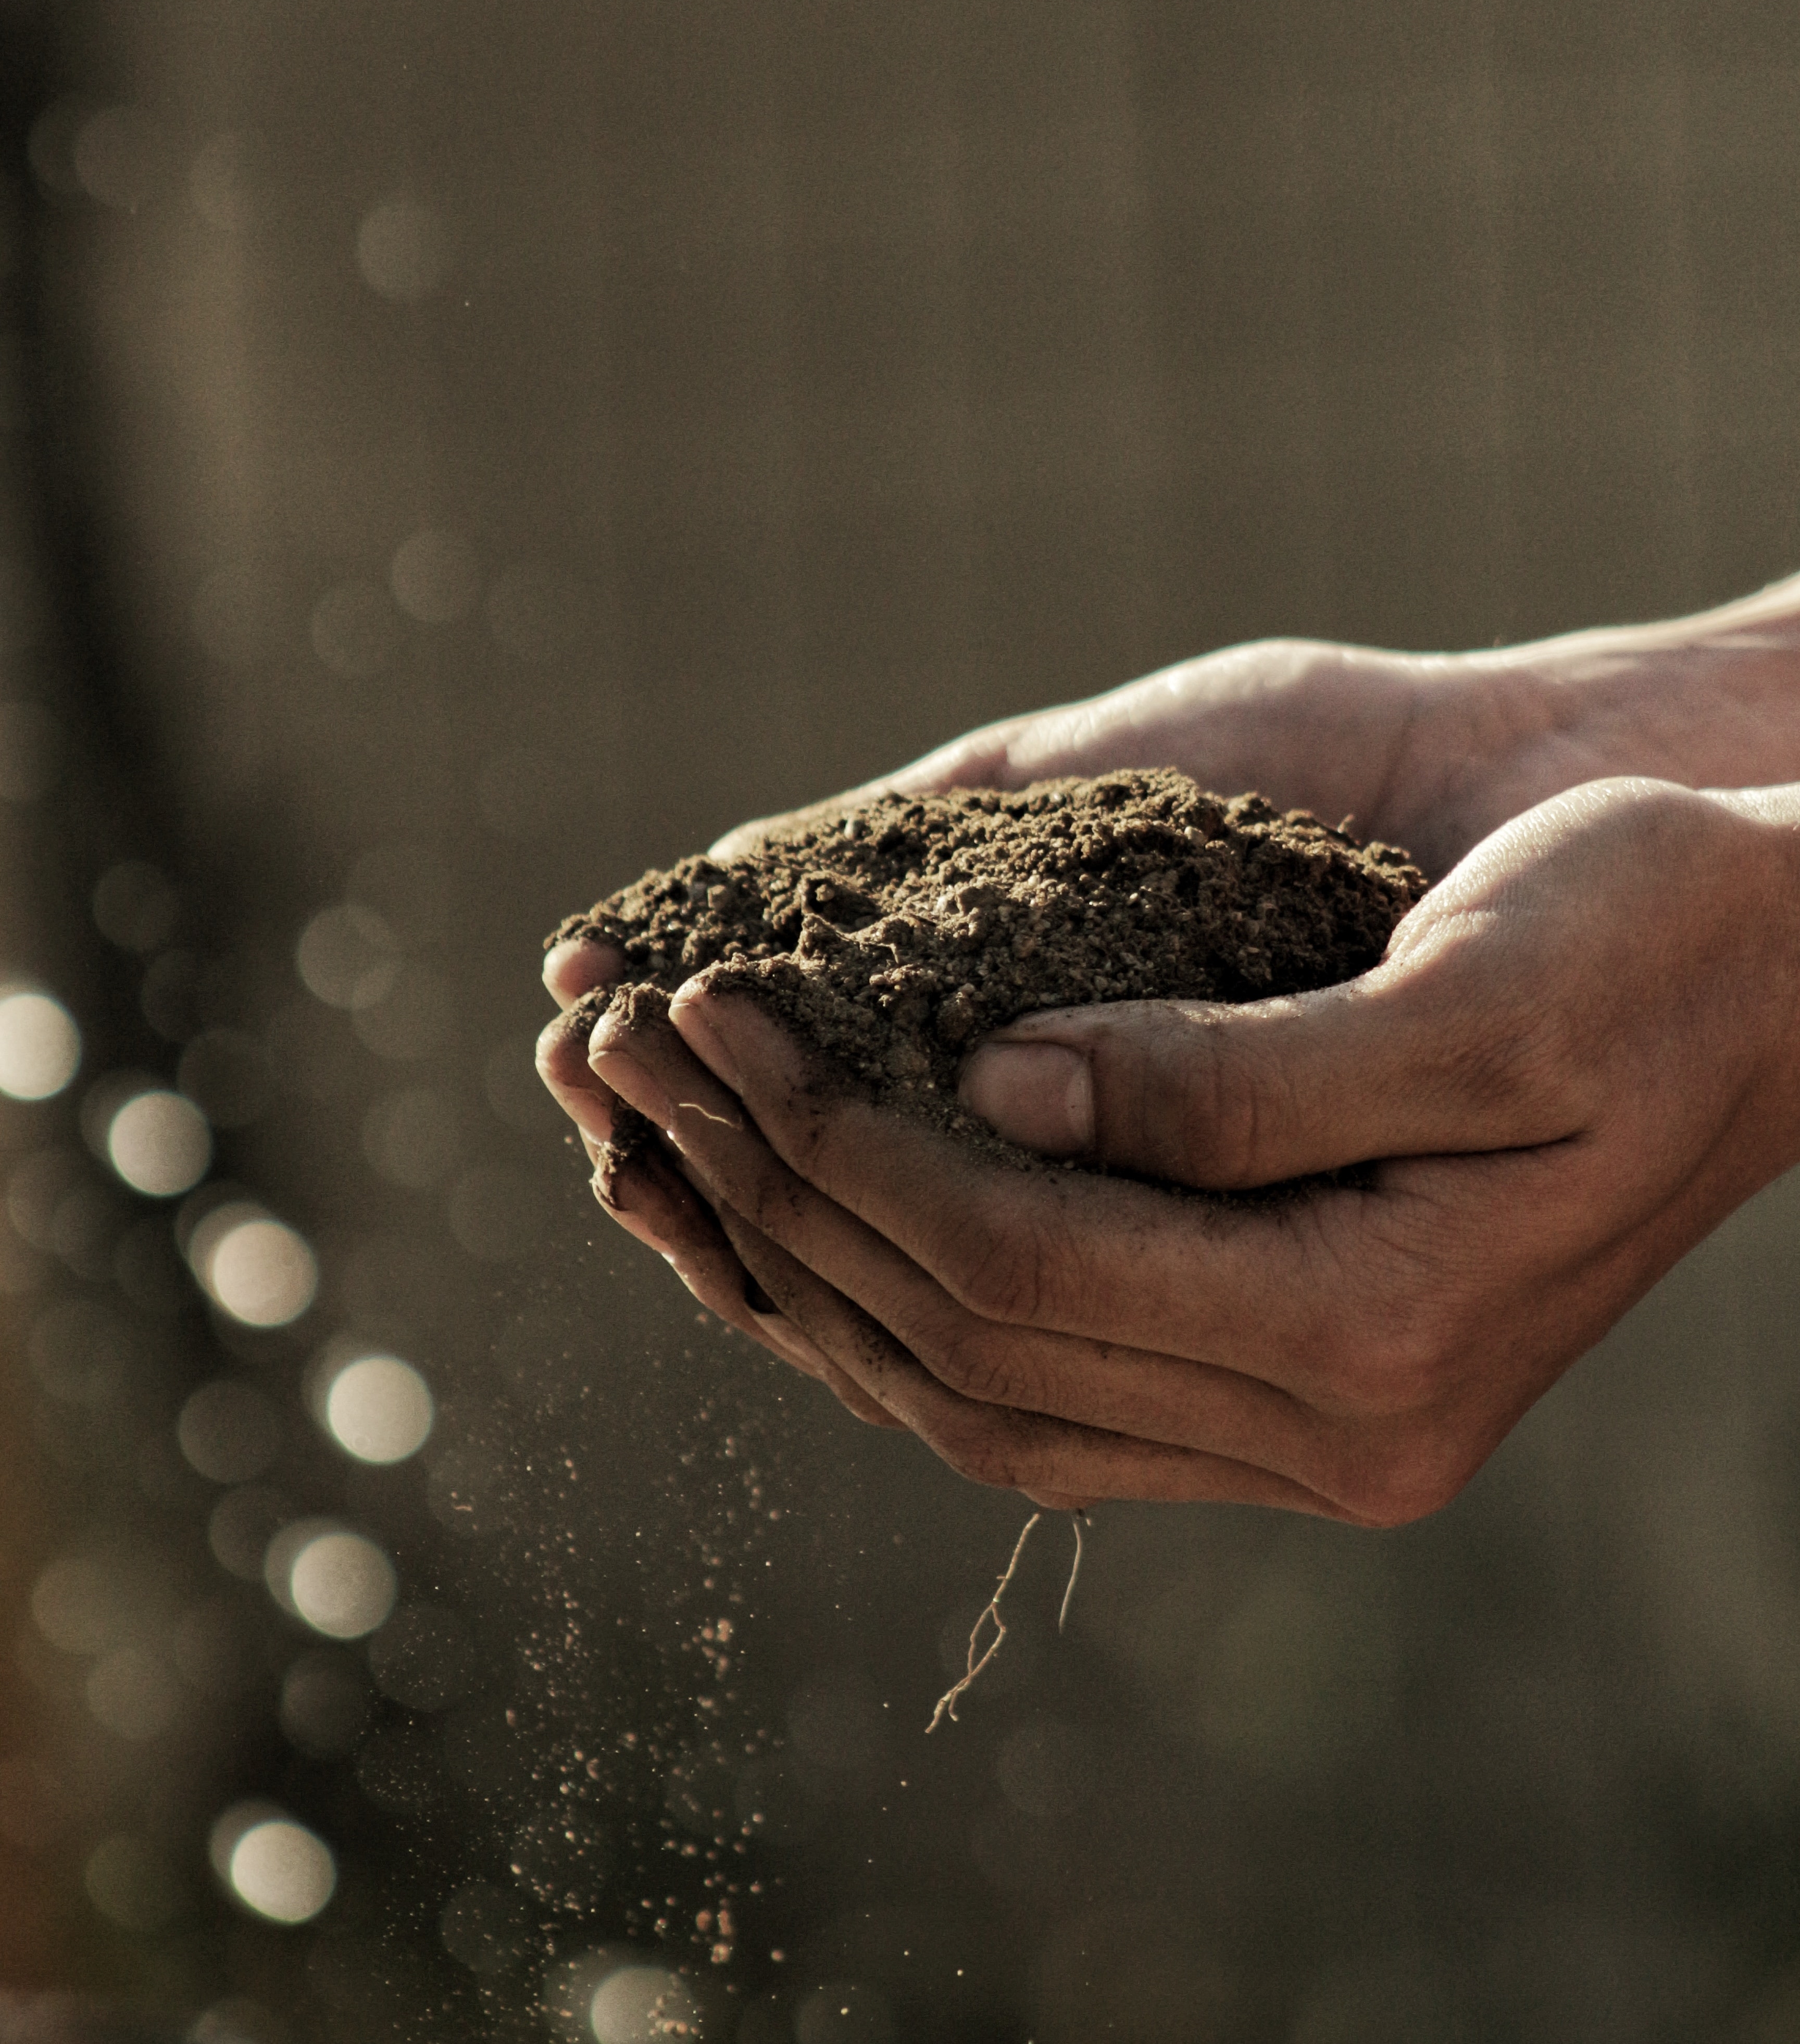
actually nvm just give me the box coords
[550,769,1425,1183]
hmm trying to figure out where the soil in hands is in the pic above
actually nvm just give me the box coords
[548,768,1426,1187]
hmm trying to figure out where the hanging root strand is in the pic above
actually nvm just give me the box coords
[927,1511,1040,1734]
[1059,1511,1086,1634]
[926,1508,1089,1733]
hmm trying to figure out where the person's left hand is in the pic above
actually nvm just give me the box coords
[571,777,1800,1520]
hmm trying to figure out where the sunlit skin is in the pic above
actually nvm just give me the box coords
[539,574,1800,1520]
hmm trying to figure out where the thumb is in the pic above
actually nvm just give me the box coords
[956,968,1562,1190]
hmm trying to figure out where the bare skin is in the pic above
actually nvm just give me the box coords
[539,576,1800,1518]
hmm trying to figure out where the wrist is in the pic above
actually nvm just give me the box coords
[1476,573,1800,793]
[1391,576,1800,871]
[1708,780,1800,1178]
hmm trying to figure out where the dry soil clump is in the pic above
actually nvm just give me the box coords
[550,768,1425,1182]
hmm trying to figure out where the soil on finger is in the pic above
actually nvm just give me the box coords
[551,769,1424,1179]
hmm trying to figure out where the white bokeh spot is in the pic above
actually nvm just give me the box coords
[221,1813,336,1925]
[284,1527,397,1640]
[203,1216,318,1327]
[0,990,80,1100]
[324,1354,434,1465]
[106,1088,211,1197]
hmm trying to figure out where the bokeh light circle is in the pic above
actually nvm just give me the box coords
[309,580,397,680]
[279,1649,370,1758]
[391,528,479,623]
[92,860,178,951]
[590,1968,698,2044]
[282,1527,397,1640]
[85,1835,180,1933]
[295,903,397,1009]
[31,1553,130,1656]
[106,1088,211,1197]
[323,1354,433,1464]
[178,1379,283,1484]
[356,194,452,301]
[0,990,80,1100]
[85,1646,179,1742]
[223,1814,336,1925]
[202,1216,318,1327]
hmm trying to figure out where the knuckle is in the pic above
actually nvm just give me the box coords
[1326,1296,1452,1416]
[1406,937,1594,1132]
[927,1410,1028,1492]
[1344,1429,1475,1528]
[1449,1000,1577,1118]
[1149,1017,1293,1190]
[924,1322,1026,1406]
[936,1214,1048,1326]
[1184,1043,1267,1187]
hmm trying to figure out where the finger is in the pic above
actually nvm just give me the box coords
[586,999,903,1427]
[879,644,1421,822]
[709,796,862,863]
[714,1203,1351,1514]
[596,1142,855,1393]
[694,1201,907,1431]
[954,787,1735,1188]
[543,936,623,1011]
[956,954,1576,1191]
[815,1364,910,1427]
[536,1006,622,1145]
[664,977,1347,1373]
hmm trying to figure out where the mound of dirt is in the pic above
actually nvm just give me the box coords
[551,769,1424,1182]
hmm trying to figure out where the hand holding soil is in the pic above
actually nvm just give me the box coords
[541,580,1800,1515]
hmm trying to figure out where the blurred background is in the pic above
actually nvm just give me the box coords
[0,1,1798,2038]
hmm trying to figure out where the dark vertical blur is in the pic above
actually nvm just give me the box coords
[0,2,1798,2040]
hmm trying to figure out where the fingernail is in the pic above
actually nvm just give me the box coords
[959,1042,1093,1155]
[590,1048,674,1132]
[538,1019,619,1142]
[552,1085,614,1145]
[670,989,744,1094]
[543,936,619,1011]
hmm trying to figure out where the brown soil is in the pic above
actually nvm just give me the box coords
[550,769,1424,1186]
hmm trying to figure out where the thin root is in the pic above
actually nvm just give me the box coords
[926,1509,1089,1733]
[927,1511,1040,1734]
[674,1100,743,1129]
[1059,1511,1086,1634]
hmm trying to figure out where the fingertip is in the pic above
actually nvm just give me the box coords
[815,1360,908,1428]
[672,978,818,1107]
[595,1182,671,1254]
[544,936,622,1011]
[588,1043,674,1130]
[670,980,745,1094]
[536,1011,620,1142]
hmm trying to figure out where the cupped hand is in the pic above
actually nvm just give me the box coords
[588,777,1800,1517]
[536,626,1436,1453]
[539,584,1800,1485]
